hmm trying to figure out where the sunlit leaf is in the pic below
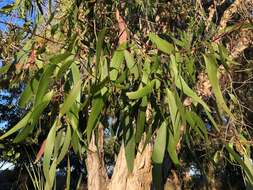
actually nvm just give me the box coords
[149,33,174,55]
[126,80,155,99]
[0,112,31,140]
[204,54,233,118]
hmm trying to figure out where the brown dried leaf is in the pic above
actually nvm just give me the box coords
[34,139,46,163]
[116,9,128,44]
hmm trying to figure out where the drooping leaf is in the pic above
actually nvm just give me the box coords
[110,44,125,81]
[35,139,47,163]
[149,33,174,55]
[0,63,11,74]
[204,54,233,117]
[57,124,71,164]
[126,80,155,99]
[66,157,71,190]
[96,28,106,65]
[0,112,32,140]
[34,64,56,106]
[152,120,167,164]
[167,130,180,166]
[19,76,39,108]
[60,80,81,116]
[49,52,72,64]
[124,50,139,79]
[136,106,146,144]
[43,121,57,185]
[125,129,135,172]
[56,60,74,79]
[226,145,253,183]
[86,95,104,141]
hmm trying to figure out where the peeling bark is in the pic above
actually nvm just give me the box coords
[86,124,108,190]
[125,139,152,190]
[86,129,152,190]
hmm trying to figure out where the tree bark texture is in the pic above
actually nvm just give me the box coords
[86,128,152,190]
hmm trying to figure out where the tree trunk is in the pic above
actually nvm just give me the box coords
[86,129,152,190]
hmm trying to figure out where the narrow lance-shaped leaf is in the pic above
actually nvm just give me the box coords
[49,52,72,64]
[35,140,47,163]
[125,130,135,172]
[0,112,32,140]
[167,130,180,166]
[110,44,125,81]
[86,95,104,141]
[60,80,81,116]
[0,63,11,74]
[226,145,253,183]
[126,80,155,99]
[19,76,39,108]
[34,64,56,106]
[66,157,71,190]
[57,124,71,164]
[152,120,167,164]
[96,28,106,65]
[43,121,57,185]
[13,91,54,143]
[204,54,233,118]
[149,33,174,55]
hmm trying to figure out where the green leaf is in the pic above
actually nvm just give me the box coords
[0,63,11,74]
[124,50,139,79]
[43,121,57,185]
[226,145,253,183]
[152,120,167,164]
[170,55,209,110]
[167,130,180,166]
[149,33,174,55]
[56,60,74,79]
[19,75,40,108]
[72,130,80,155]
[66,157,71,190]
[48,159,57,189]
[110,44,125,81]
[96,28,106,65]
[0,112,31,140]
[86,95,104,141]
[34,64,56,106]
[124,50,135,69]
[185,111,208,140]
[49,52,72,64]
[126,80,155,99]
[204,54,233,118]
[57,124,71,164]
[166,89,180,139]
[125,130,135,172]
[135,106,146,144]
[60,80,81,115]
[19,84,33,108]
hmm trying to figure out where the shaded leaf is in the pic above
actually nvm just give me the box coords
[86,95,104,141]
[152,120,167,164]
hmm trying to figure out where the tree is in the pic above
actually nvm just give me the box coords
[0,0,252,189]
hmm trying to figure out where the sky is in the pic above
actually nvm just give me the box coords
[0,0,29,31]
